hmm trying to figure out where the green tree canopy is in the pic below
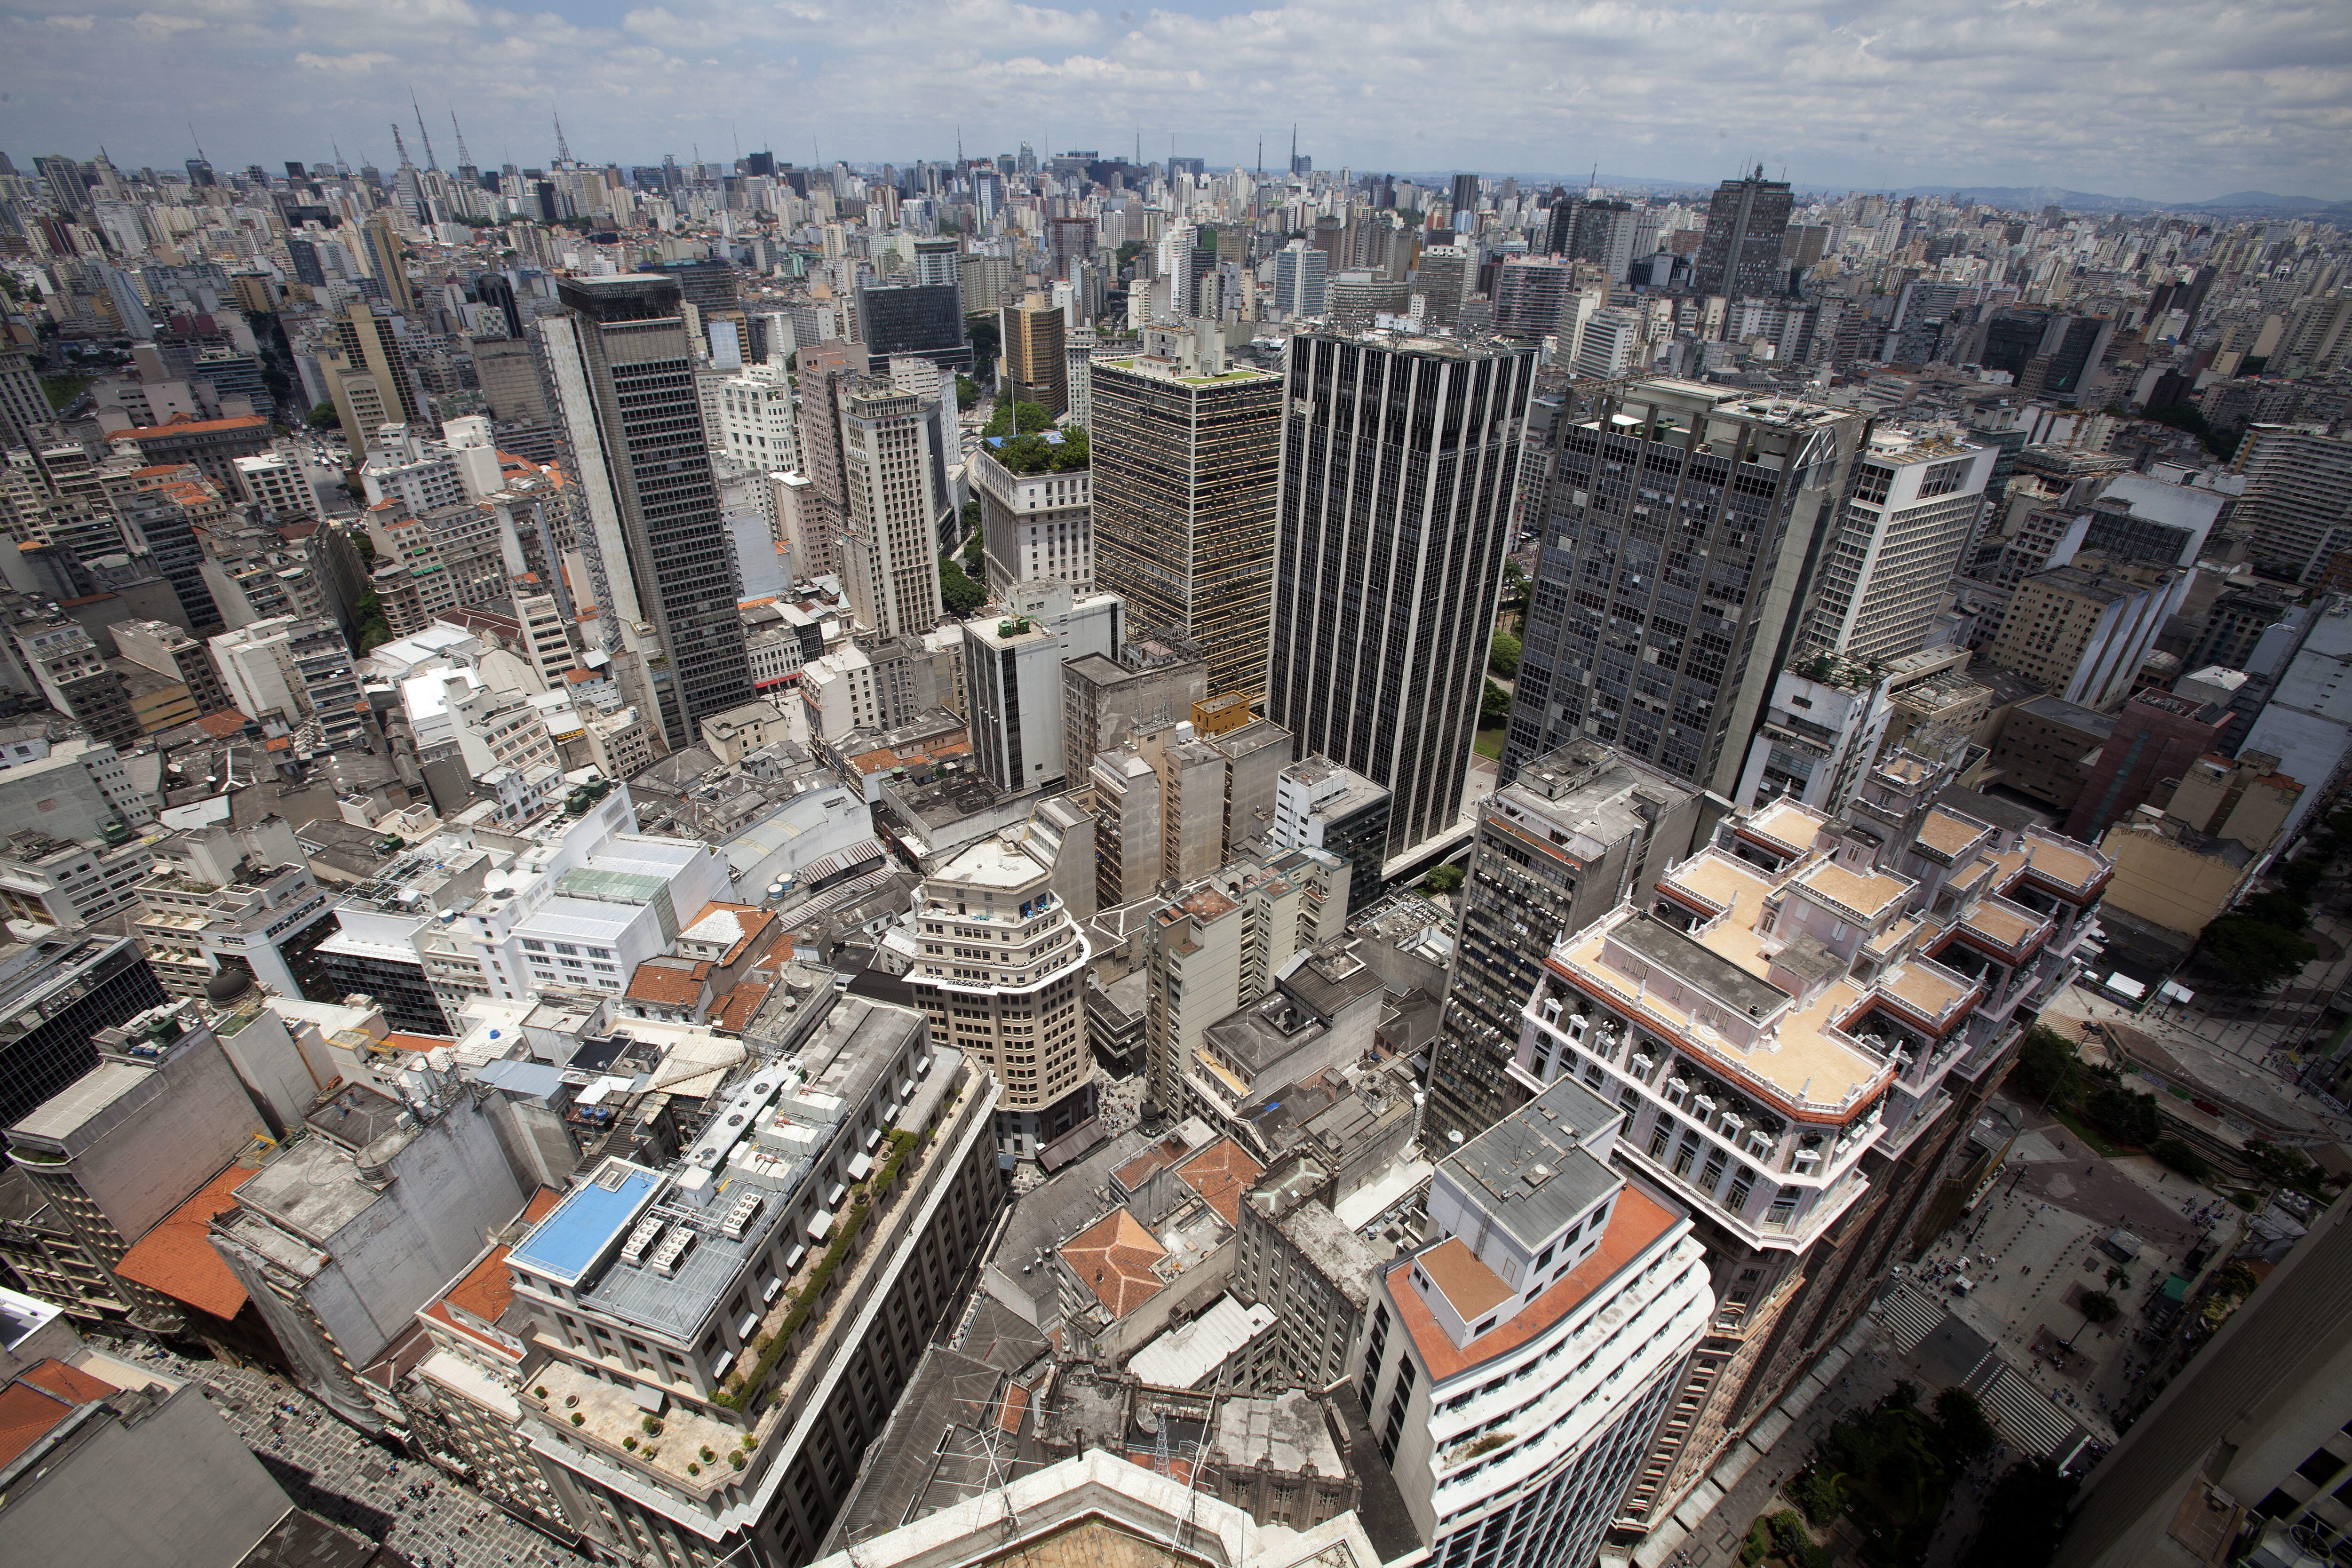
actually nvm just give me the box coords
[2082,1085,2162,1145]
[1489,630,1522,680]
[938,559,987,617]
[1422,864,1465,896]
[306,400,340,429]
[2151,1137,2211,1182]
[2011,1025,2082,1106]
[956,374,981,410]
[1482,679,1512,723]
[1932,1387,1997,1462]
[2079,1290,2121,1326]
[2203,915,2318,990]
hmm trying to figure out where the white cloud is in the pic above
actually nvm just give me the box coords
[1,0,2346,199]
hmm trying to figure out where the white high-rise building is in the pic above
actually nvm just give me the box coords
[1573,307,1645,379]
[1352,1075,1712,1568]
[839,378,947,639]
[961,582,1122,791]
[1800,431,1996,662]
[1274,239,1328,319]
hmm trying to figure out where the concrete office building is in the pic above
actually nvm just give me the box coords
[1694,170,1795,299]
[5,999,271,1335]
[999,293,1067,416]
[970,440,1092,595]
[1524,764,2110,1532]
[838,379,948,641]
[1505,380,1871,796]
[1413,246,1470,329]
[1089,712,1298,911]
[1572,308,1645,379]
[0,935,170,1137]
[210,1068,529,1433]
[1266,756,1393,915]
[1273,240,1329,320]
[791,340,864,583]
[543,274,755,750]
[1422,740,1706,1146]
[1987,560,2189,712]
[895,825,1095,1159]
[961,583,1121,793]
[505,998,1001,1567]
[2241,596,2352,845]
[854,281,970,376]
[1352,1075,1713,1568]
[1268,329,1537,862]
[1800,432,1996,663]
[2236,424,2352,582]
[1091,323,1284,700]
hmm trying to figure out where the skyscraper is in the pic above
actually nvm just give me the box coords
[1090,322,1284,700]
[1504,379,1870,796]
[542,274,754,749]
[1266,329,1536,860]
[792,339,864,581]
[1272,239,1328,319]
[1798,432,1996,662]
[838,378,949,640]
[1693,168,1794,298]
[1352,1074,1713,1568]
[359,208,416,317]
[1000,293,1067,415]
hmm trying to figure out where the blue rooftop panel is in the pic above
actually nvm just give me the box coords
[509,1160,663,1287]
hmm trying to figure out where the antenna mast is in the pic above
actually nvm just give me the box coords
[391,123,412,169]
[410,90,439,169]
[451,112,473,170]
[553,109,573,164]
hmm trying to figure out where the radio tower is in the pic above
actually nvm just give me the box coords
[553,109,573,165]
[451,111,474,169]
[391,123,413,170]
[411,89,439,170]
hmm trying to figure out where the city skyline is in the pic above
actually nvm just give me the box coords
[6,0,2350,202]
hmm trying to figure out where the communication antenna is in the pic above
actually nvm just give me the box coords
[411,88,439,170]
[189,124,206,163]
[451,112,473,170]
[391,124,412,169]
[553,109,573,164]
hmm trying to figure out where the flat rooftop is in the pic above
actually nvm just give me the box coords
[1438,1074,1622,1252]
[508,1160,663,1288]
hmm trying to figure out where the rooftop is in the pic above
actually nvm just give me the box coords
[1439,1075,1622,1252]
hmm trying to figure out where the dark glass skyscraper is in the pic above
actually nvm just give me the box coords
[1505,379,1867,796]
[543,274,752,750]
[1266,329,1536,860]
[1693,168,1794,298]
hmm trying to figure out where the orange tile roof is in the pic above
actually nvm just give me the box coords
[120,414,270,438]
[626,962,711,1005]
[563,667,600,683]
[0,1360,116,1469]
[996,1381,1028,1433]
[442,1244,518,1326]
[1384,1186,1680,1383]
[195,708,253,737]
[1174,1138,1262,1226]
[524,1187,562,1224]
[1060,1208,1168,1319]
[383,1032,454,1053]
[715,981,770,1035]
[1113,1133,1192,1192]
[112,1163,257,1321]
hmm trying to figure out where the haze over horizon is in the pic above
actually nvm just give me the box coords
[5,0,2348,203]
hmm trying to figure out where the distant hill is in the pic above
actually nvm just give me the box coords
[1886,184,2352,218]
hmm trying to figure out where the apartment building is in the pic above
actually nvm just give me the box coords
[1352,1075,1713,1568]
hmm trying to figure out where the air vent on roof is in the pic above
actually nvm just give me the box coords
[650,1228,696,1278]
[595,1164,630,1191]
[720,1186,764,1240]
[1523,1163,1555,1189]
[620,1216,666,1267]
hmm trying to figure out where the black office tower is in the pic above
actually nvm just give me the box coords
[1693,167,1794,298]
[854,281,972,375]
[542,275,753,750]
[1266,330,1536,861]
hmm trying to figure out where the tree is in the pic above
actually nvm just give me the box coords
[965,313,1001,373]
[1787,1464,1844,1526]
[2241,889,2312,930]
[1931,1387,1997,1462]
[956,374,981,411]
[1489,630,1522,680]
[1961,1460,2077,1568]
[2151,1136,2211,1182]
[2082,1084,2162,1145]
[1422,864,1465,896]
[938,559,987,617]
[306,400,340,429]
[2105,1265,2132,1292]
[2202,915,2318,990]
[2078,1289,2121,1326]
[2012,1025,2082,1106]
[1482,679,1512,723]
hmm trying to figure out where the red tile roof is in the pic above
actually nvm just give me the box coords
[1384,1186,1679,1383]
[1174,1138,1263,1226]
[196,708,254,738]
[119,414,270,438]
[0,1360,122,1469]
[382,1032,453,1053]
[442,1244,517,1326]
[714,981,771,1035]
[625,962,711,1005]
[1059,1209,1168,1319]
[112,1164,257,1321]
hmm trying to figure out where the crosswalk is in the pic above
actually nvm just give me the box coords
[1875,1283,1947,1354]
[1967,1359,2086,1459]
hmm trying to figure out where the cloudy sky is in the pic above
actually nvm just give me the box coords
[5,0,2349,200]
